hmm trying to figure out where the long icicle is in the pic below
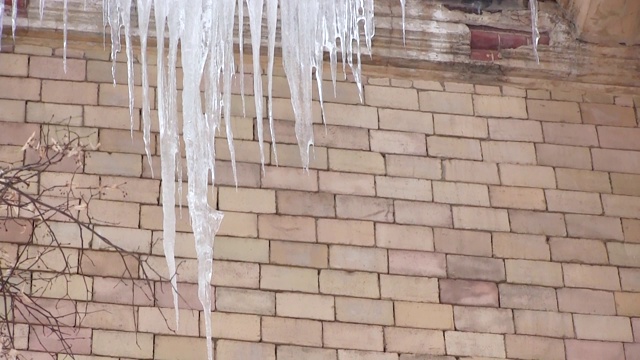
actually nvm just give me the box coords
[266,0,279,165]
[137,0,153,176]
[529,0,540,63]
[247,0,265,172]
[0,2,4,49]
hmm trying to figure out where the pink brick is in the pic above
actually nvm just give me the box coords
[445,331,505,358]
[488,118,543,142]
[440,279,499,307]
[542,122,599,146]
[506,259,563,287]
[386,155,442,180]
[626,344,640,360]
[28,326,91,354]
[258,215,316,242]
[527,99,581,123]
[565,214,624,240]
[379,109,433,134]
[447,255,505,282]
[375,176,432,201]
[330,245,387,273]
[277,191,335,217]
[499,284,558,311]
[335,297,394,326]
[545,189,603,215]
[385,327,446,355]
[262,317,322,347]
[427,136,482,160]
[433,181,490,206]
[433,228,492,257]
[565,340,624,360]
[453,206,509,232]
[481,140,537,165]
[395,200,452,227]
[319,171,375,196]
[376,223,434,251]
[93,277,154,306]
[443,159,500,184]
[500,164,556,188]
[419,91,473,115]
[380,274,439,303]
[603,194,640,219]
[574,314,633,342]
[454,306,514,334]
[262,166,318,191]
[536,143,592,170]
[42,80,97,105]
[593,148,640,174]
[582,103,637,127]
[557,288,616,315]
[370,130,426,155]
[509,210,566,236]
[216,287,275,315]
[556,168,612,193]
[490,186,546,210]
[318,219,374,246]
[513,309,575,338]
[336,195,394,222]
[389,250,446,277]
[550,237,608,264]
[29,56,86,81]
[598,126,640,151]
[324,323,384,351]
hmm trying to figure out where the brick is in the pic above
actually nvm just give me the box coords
[385,327,445,354]
[155,281,207,310]
[98,129,154,155]
[99,84,154,109]
[380,274,439,303]
[574,314,633,342]
[542,122,599,146]
[319,171,375,196]
[0,122,39,146]
[379,109,433,134]
[85,105,139,130]
[276,292,334,321]
[85,151,142,177]
[219,187,275,213]
[443,160,499,184]
[338,350,395,360]
[80,250,138,278]
[558,288,616,315]
[551,89,583,102]
[419,91,474,115]
[26,103,82,126]
[528,99,581,123]
[445,331,505,358]
[0,53,28,76]
[85,199,140,228]
[324,322,384,351]
[500,164,556,188]
[335,297,394,325]
[77,302,136,331]
[563,263,621,291]
[100,176,159,204]
[514,310,574,338]
[454,306,514,334]
[0,219,33,244]
[440,279,498,307]
[262,166,318,191]
[396,302,454,330]
[42,80,97,105]
[155,336,207,360]
[593,148,640,174]
[475,84,501,95]
[505,335,565,360]
[582,103,636,127]
[386,155,441,180]
[489,186,546,210]
[209,313,261,341]
[318,219,374,246]
[0,76,40,100]
[216,287,275,315]
[427,136,482,160]
[138,306,199,336]
[546,189,603,215]
[488,118,543,142]
[389,250,446,277]
[323,103,378,128]
[92,226,151,253]
[624,219,640,243]
[92,330,153,359]
[556,168,611,193]
[474,95,527,118]
[370,130,426,155]
[395,201,452,227]
[258,215,315,243]
[217,340,274,360]
[28,326,91,354]
[376,176,432,201]
[414,80,443,91]
[331,245,387,272]
[599,126,640,151]
[603,194,640,218]
[329,149,385,175]
[30,56,86,81]
[262,317,322,346]
[499,284,558,311]
[509,210,566,236]
[565,214,624,240]
[279,346,336,360]
[366,85,418,110]
[542,140,594,168]
[321,270,379,298]
[527,89,550,99]
[506,259,563,287]
[615,292,640,316]
[565,339,625,360]
[376,223,434,251]
[621,268,640,291]
[433,228,492,257]
[0,100,25,122]
[314,124,370,151]
[271,241,328,268]
[139,205,192,233]
[261,265,318,293]
[453,206,509,231]
[448,255,505,282]
[433,181,489,207]
[336,195,394,222]
[433,114,487,138]
[612,173,640,196]
[277,190,334,217]
[608,242,640,267]
[482,140,537,165]
[550,237,608,264]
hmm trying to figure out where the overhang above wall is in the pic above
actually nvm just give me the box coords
[2,0,639,90]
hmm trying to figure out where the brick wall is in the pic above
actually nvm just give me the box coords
[1,38,640,360]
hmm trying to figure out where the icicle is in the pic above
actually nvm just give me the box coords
[238,0,246,117]
[137,0,153,176]
[11,0,17,42]
[266,0,279,165]
[400,0,406,45]
[39,0,45,21]
[0,2,4,49]
[529,0,540,63]
[117,0,135,134]
[247,0,265,171]
[63,0,68,72]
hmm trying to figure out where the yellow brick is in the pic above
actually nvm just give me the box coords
[85,151,142,177]
[433,114,487,138]
[138,307,199,336]
[481,141,537,165]
[376,223,434,251]
[545,189,603,215]
[379,109,433,134]
[474,95,527,118]
[276,292,335,320]
[319,171,375,196]
[380,274,438,302]
[217,340,275,360]
[323,103,378,128]
[395,200,452,228]
[78,303,136,331]
[320,270,379,298]
[433,181,490,206]
[428,136,482,160]
[336,195,393,222]
[270,241,328,268]
[262,317,322,347]
[209,312,261,341]
[445,331,505,358]
[0,76,40,100]
[219,187,276,213]
[443,160,499,184]
[31,273,92,301]
[330,245,387,273]
[0,53,29,76]
[563,263,621,291]
[493,233,550,260]
[527,99,581,123]
[0,100,26,122]
[386,327,446,355]
[376,176,432,201]
[155,336,207,360]
[258,214,316,242]
[500,164,556,188]
[365,85,418,110]
[396,302,454,330]
[29,56,86,81]
[537,143,592,170]
[453,206,509,232]
[574,314,633,342]
[505,259,563,287]
[386,155,441,180]
[92,330,153,359]
[335,297,394,325]
[419,91,473,115]
[371,130,426,155]
[324,322,384,351]
[42,80,97,105]
[261,265,318,293]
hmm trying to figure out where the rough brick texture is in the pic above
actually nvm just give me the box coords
[1,37,639,360]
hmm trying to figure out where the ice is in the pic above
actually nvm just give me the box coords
[11,0,17,42]
[238,0,246,117]
[39,0,45,21]
[529,0,540,63]
[63,0,68,71]
[137,0,153,175]
[266,0,279,165]
[247,0,265,171]
[0,2,4,49]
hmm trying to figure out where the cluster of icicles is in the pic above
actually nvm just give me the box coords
[1,0,540,358]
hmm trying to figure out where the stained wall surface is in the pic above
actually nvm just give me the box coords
[1,38,640,360]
